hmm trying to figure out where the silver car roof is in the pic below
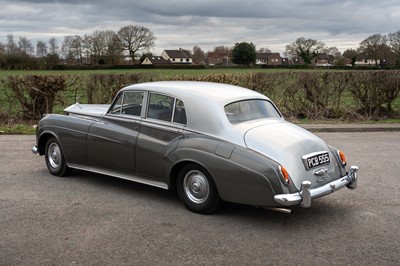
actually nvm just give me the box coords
[121,81,281,145]
[122,81,270,105]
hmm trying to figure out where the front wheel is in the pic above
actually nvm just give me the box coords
[45,137,71,177]
[177,164,220,214]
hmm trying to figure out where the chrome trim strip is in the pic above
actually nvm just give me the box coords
[274,165,358,207]
[68,163,169,190]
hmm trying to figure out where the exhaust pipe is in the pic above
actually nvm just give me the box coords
[264,207,293,214]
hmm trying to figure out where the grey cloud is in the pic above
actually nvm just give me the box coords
[1,0,399,54]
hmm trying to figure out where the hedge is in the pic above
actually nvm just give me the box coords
[1,71,399,121]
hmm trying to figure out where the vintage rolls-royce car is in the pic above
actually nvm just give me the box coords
[32,81,358,214]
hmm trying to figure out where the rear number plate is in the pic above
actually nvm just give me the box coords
[302,152,330,170]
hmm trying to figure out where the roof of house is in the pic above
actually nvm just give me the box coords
[164,49,191,58]
[208,52,230,57]
[256,53,281,60]
[144,56,171,64]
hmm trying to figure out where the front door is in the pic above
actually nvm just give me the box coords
[87,90,144,173]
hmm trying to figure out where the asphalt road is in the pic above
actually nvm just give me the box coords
[1,132,399,265]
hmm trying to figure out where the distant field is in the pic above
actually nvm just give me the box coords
[0,67,335,79]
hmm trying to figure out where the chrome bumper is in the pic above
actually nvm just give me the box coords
[274,166,358,208]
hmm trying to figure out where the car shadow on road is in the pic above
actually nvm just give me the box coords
[63,169,356,227]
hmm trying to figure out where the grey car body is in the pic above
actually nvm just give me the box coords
[32,81,358,214]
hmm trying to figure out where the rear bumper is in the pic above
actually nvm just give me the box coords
[274,166,358,208]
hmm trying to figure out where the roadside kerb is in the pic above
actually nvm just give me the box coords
[299,123,400,133]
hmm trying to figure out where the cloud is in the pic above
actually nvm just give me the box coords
[1,0,399,54]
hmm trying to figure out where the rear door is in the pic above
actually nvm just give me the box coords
[135,93,187,179]
[87,90,144,173]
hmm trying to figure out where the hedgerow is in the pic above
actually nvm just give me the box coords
[1,70,399,121]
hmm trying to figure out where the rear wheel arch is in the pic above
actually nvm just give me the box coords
[169,160,208,190]
[175,162,221,214]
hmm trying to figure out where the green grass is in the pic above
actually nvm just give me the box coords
[0,67,335,79]
[0,123,36,135]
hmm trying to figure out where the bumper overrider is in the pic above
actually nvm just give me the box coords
[274,166,358,208]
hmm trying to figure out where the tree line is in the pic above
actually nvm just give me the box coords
[0,25,156,70]
[285,32,400,68]
[0,24,399,69]
[229,32,400,68]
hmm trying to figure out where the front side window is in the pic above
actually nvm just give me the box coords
[225,99,281,125]
[108,91,144,116]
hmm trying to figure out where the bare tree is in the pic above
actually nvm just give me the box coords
[71,35,84,64]
[213,45,230,53]
[48,37,59,55]
[61,36,74,62]
[104,30,123,64]
[192,45,205,64]
[258,47,271,53]
[82,34,92,64]
[46,37,60,67]
[18,37,34,56]
[359,34,387,66]
[323,46,341,57]
[117,25,156,63]
[285,37,325,66]
[91,30,107,64]
[36,40,48,58]
[388,31,400,66]
[6,34,18,54]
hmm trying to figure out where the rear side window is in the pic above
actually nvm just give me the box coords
[173,99,187,124]
[225,99,281,124]
[147,93,187,125]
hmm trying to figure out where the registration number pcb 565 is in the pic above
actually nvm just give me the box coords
[302,151,330,170]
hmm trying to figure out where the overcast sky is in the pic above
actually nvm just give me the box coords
[1,0,400,55]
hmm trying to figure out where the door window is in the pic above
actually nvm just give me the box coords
[147,93,187,125]
[109,91,144,116]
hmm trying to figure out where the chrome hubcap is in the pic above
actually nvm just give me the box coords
[183,170,209,204]
[48,143,61,169]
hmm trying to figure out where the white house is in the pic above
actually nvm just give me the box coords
[161,49,192,64]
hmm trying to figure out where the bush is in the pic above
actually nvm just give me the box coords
[85,73,156,104]
[349,71,400,118]
[1,70,399,122]
[6,75,72,119]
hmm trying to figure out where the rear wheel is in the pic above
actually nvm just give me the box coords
[177,164,220,214]
[45,137,71,177]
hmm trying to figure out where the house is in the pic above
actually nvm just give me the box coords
[207,52,231,66]
[282,57,304,65]
[314,53,334,67]
[256,53,282,65]
[142,55,172,65]
[161,49,192,64]
[355,55,382,66]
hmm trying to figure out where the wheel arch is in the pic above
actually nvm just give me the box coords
[38,132,59,156]
[169,160,211,191]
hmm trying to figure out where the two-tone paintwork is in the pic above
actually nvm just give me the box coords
[34,81,356,208]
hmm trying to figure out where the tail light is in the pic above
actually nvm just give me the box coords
[279,165,290,185]
[338,150,347,167]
